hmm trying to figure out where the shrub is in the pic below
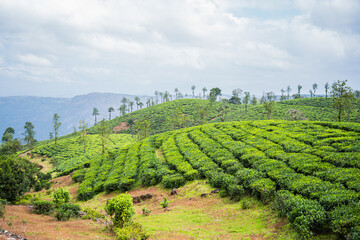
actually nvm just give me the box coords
[241,199,251,210]
[105,194,135,228]
[53,187,70,206]
[228,184,245,201]
[32,201,54,215]
[113,222,148,240]
[81,207,105,220]
[55,203,81,221]
[142,207,151,216]
[72,169,88,183]
[160,198,169,208]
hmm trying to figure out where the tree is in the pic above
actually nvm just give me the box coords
[108,107,115,120]
[313,83,318,97]
[105,193,135,228]
[286,85,291,100]
[159,92,164,103]
[135,118,150,140]
[127,119,135,138]
[325,82,330,98]
[229,88,242,105]
[53,113,61,145]
[2,127,15,143]
[98,119,113,154]
[331,80,355,122]
[78,120,88,153]
[309,89,313,98]
[92,108,99,125]
[243,92,250,112]
[263,92,276,120]
[195,105,210,125]
[139,102,144,109]
[174,88,179,99]
[0,128,21,155]
[23,121,36,148]
[209,87,221,102]
[251,95,258,105]
[280,89,286,101]
[154,91,159,104]
[53,187,70,207]
[355,90,360,122]
[49,132,53,140]
[191,85,196,98]
[293,85,302,99]
[129,101,134,113]
[0,155,42,202]
[134,96,140,110]
[202,87,207,99]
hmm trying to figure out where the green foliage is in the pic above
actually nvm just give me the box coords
[142,207,151,216]
[113,222,148,240]
[0,155,43,202]
[160,198,169,208]
[161,174,185,189]
[81,207,105,220]
[105,193,135,228]
[0,199,6,218]
[32,200,55,215]
[53,187,70,206]
[54,203,81,221]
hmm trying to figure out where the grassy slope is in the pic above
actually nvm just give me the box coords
[88,97,360,136]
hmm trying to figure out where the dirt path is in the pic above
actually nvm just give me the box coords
[19,151,53,174]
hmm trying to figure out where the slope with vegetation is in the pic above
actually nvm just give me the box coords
[88,97,360,138]
[31,119,360,239]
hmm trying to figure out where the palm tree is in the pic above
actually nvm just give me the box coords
[174,88,179,99]
[202,87,207,99]
[134,96,140,110]
[191,85,196,98]
[108,107,114,120]
[92,107,99,125]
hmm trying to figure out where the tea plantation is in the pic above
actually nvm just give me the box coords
[34,120,360,239]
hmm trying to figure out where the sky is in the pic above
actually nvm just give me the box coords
[0,0,359,98]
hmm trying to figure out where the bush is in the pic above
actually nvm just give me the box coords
[33,201,54,215]
[142,207,151,216]
[81,207,105,220]
[105,194,135,228]
[228,184,245,201]
[113,222,148,240]
[160,198,169,208]
[53,187,70,206]
[55,203,81,221]
[241,199,251,210]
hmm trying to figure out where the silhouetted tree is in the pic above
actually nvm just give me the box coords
[313,83,318,97]
[24,121,35,148]
[286,85,291,100]
[325,82,330,98]
[202,87,207,99]
[92,108,99,125]
[108,107,114,120]
[191,85,196,98]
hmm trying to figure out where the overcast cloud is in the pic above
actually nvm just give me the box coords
[0,0,359,97]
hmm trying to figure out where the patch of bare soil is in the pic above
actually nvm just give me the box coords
[0,206,116,240]
[113,122,129,132]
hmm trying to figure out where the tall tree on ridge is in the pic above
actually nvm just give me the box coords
[92,107,99,125]
[174,88,179,99]
[108,107,114,120]
[280,89,286,101]
[23,121,36,148]
[202,87,207,99]
[244,92,250,112]
[325,82,329,98]
[286,85,291,100]
[53,113,61,145]
[191,85,196,98]
[331,80,355,122]
[79,120,88,153]
[134,96,140,110]
[313,83,318,97]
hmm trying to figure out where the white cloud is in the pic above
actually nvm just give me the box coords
[0,0,359,96]
[18,54,53,67]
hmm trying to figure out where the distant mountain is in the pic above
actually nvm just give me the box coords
[0,92,149,141]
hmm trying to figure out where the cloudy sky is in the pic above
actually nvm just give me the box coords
[0,0,359,98]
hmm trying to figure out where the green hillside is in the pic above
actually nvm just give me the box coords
[33,120,360,239]
[88,97,360,136]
